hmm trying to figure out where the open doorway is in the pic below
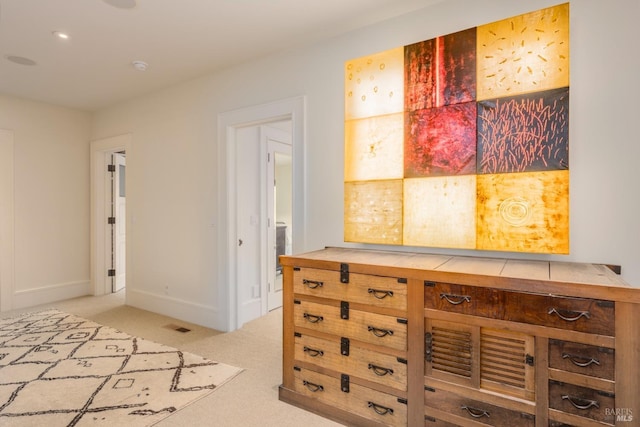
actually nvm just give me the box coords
[90,133,131,297]
[218,96,305,332]
[234,123,291,326]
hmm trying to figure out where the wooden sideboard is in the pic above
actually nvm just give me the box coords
[278,247,639,427]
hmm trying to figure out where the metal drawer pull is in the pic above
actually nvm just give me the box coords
[302,380,324,392]
[461,405,490,418]
[440,293,471,305]
[368,363,394,376]
[368,288,394,299]
[303,313,324,323]
[303,346,324,357]
[548,308,591,322]
[562,395,599,410]
[367,401,394,416]
[302,279,323,289]
[562,352,600,367]
[368,326,394,337]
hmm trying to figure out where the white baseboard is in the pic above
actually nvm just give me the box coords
[126,289,223,330]
[13,280,91,310]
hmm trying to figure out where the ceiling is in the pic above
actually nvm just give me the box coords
[0,0,439,112]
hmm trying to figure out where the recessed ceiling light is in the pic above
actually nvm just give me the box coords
[103,0,136,9]
[5,55,37,66]
[53,31,70,40]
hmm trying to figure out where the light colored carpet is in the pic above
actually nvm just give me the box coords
[0,292,341,426]
[0,309,242,426]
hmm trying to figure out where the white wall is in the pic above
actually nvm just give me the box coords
[0,94,91,309]
[90,0,640,329]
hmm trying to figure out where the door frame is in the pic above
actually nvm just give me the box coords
[265,131,292,312]
[218,96,306,332]
[90,134,131,296]
[0,129,14,311]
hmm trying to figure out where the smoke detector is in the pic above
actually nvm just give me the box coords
[132,61,148,71]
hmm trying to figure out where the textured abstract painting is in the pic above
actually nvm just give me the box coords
[344,3,570,253]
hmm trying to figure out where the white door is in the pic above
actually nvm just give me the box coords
[113,153,126,292]
[266,132,292,311]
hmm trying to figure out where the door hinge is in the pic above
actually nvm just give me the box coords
[425,332,433,362]
[525,354,534,366]
[108,164,116,172]
[107,269,116,277]
[107,216,116,224]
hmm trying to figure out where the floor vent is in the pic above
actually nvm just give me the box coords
[165,324,191,333]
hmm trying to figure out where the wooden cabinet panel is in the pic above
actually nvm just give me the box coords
[548,339,615,381]
[425,282,615,336]
[425,319,535,401]
[503,294,614,337]
[294,333,408,391]
[294,267,408,311]
[292,367,408,427]
[424,386,536,426]
[293,299,407,351]
[548,380,615,425]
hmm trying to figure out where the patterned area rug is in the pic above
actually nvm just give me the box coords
[0,309,242,426]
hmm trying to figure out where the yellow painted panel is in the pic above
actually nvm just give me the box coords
[403,176,476,249]
[477,170,569,253]
[345,47,404,120]
[477,3,569,100]
[345,113,404,182]
[344,180,403,245]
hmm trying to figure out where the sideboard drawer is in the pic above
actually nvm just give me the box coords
[549,380,615,425]
[293,367,407,427]
[424,386,535,426]
[504,294,614,336]
[294,299,407,351]
[424,282,500,318]
[294,333,408,391]
[425,282,614,336]
[549,339,615,380]
[294,267,408,311]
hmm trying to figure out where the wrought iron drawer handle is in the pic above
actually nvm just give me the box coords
[303,313,324,323]
[461,405,490,418]
[368,363,394,376]
[562,395,599,410]
[562,352,600,367]
[440,293,471,305]
[368,401,394,416]
[368,288,393,299]
[368,326,393,337]
[302,380,324,392]
[548,307,591,322]
[302,279,323,289]
[303,346,324,357]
